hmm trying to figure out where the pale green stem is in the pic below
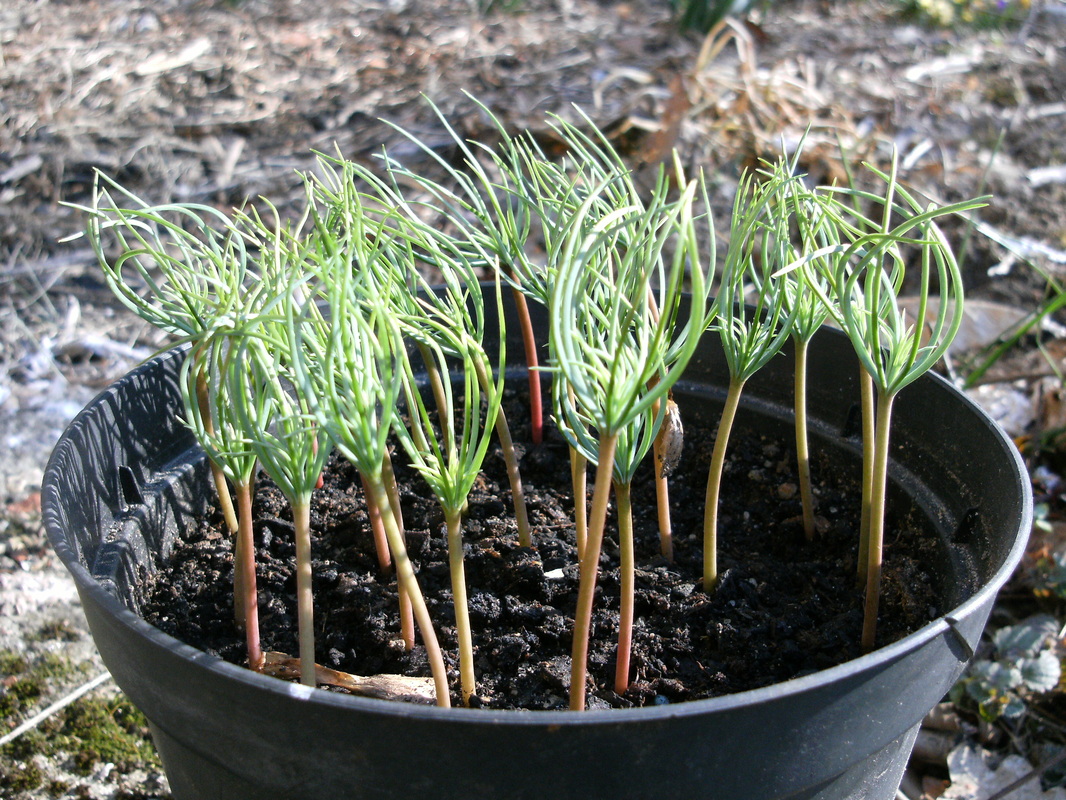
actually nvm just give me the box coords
[857,368,876,586]
[235,481,262,671]
[195,368,239,537]
[794,338,816,541]
[567,383,588,561]
[861,391,895,653]
[569,433,619,711]
[367,480,451,707]
[212,462,240,536]
[703,377,745,592]
[613,480,635,696]
[570,446,588,562]
[445,507,476,706]
[473,357,532,547]
[416,341,453,455]
[292,500,316,687]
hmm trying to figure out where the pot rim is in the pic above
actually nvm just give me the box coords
[43,348,1032,726]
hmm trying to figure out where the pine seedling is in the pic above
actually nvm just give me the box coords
[702,161,798,592]
[777,180,839,541]
[179,330,263,671]
[307,152,535,550]
[381,96,551,444]
[78,172,256,612]
[286,194,453,707]
[813,158,987,650]
[226,316,331,689]
[382,95,649,449]
[550,159,711,708]
[382,206,532,548]
[392,283,507,705]
[220,207,333,689]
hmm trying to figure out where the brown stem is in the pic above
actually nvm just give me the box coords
[234,481,262,671]
[613,480,635,695]
[360,472,393,574]
[195,364,243,627]
[569,433,618,711]
[213,460,244,628]
[510,285,544,445]
[292,500,316,687]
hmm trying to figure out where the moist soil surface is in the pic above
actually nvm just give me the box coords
[140,391,941,710]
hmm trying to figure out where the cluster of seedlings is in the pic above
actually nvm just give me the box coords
[74,98,984,710]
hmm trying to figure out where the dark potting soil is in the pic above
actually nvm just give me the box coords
[140,389,943,710]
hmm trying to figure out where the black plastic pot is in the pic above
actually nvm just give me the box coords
[43,294,1030,800]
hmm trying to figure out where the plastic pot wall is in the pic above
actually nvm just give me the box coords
[43,294,1031,800]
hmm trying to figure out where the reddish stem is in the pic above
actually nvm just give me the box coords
[360,472,393,574]
[235,481,263,671]
[509,285,543,445]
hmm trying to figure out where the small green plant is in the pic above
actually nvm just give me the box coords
[702,156,797,591]
[797,156,987,649]
[394,282,507,705]
[180,328,264,670]
[776,162,836,541]
[950,614,1062,722]
[80,174,252,541]
[549,156,712,708]
[223,212,334,688]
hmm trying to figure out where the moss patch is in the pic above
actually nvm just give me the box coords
[0,761,43,793]
[0,650,81,721]
[1,649,160,791]
[42,694,159,775]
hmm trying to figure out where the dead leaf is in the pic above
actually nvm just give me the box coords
[898,297,1029,353]
[942,745,1066,800]
[262,652,436,704]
